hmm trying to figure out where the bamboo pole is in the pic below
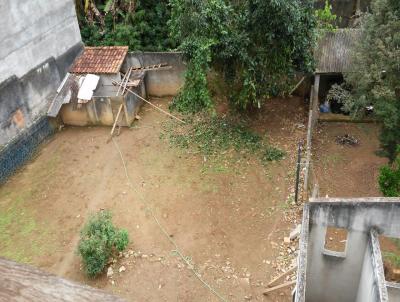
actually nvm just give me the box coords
[267,265,297,287]
[263,280,296,295]
[111,80,185,124]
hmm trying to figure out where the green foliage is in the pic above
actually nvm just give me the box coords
[77,0,175,51]
[169,0,316,112]
[262,146,286,162]
[77,211,129,278]
[326,83,354,109]
[170,39,215,113]
[315,0,338,37]
[344,0,400,160]
[384,252,400,268]
[379,148,400,197]
[162,115,285,164]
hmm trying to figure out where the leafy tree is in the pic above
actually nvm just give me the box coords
[76,0,176,51]
[343,0,400,160]
[78,211,129,278]
[315,0,338,38]
[169,0,316,113]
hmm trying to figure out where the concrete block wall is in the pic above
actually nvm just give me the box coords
[0,0,82,147]
[125,52,185,97]
[296,199,400,302]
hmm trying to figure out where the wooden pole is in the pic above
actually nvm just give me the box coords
[263,280,296,295]
[295,142,302,204]
[111,81,185,124]
[290,77,305,96]
[267,265,297,288]
[110,104,123,137]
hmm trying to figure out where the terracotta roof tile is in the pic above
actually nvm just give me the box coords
[70,46,129,74]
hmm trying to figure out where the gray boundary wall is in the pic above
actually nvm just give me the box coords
[295,199,400,302]
[124,52,186,97]
[0,0,82,183]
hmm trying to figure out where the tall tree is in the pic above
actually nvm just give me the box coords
[169,0,316,112]
[343,0,400,160]
[75,0,175,51]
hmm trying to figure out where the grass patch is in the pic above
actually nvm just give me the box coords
[161,115,285,166]
[262,146,286,163]
[384,252,400,268]
[0,189,55,264]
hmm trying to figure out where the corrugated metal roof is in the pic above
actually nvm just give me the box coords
[47,73,79,117]
[70,46,128,74]
[315,29,361,74]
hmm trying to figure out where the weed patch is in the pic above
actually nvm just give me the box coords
[162,115,285,166]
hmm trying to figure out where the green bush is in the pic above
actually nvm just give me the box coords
[379,147,400,197]
[77,211,129,278]
[262,146,286,162]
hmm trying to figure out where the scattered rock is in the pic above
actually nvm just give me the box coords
[284,237,291,244]
[107,267,113,278]
[290,224,302,241]
[119,266,126,273]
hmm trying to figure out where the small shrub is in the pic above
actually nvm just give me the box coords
[78,211,129,278]
[262,146,286,162]
[379,147,400,197]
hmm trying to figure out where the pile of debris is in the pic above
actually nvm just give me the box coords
[335,134,359,146]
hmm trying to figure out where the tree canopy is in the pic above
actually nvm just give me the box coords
[169,0,317,112]
[75,0,176,51]
[342,0,400,160]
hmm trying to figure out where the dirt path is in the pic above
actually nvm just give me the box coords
[0,97,307,301]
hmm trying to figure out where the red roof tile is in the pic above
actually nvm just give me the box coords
[70,46,128,74]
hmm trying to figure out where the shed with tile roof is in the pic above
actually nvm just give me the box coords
[48,46,147,127]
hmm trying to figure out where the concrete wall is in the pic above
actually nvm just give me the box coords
[94,74,122,97]
[0,0,82,147]
[387,282,400,301]
[0,0,81,82]
[124,52,185,97]
[296,199,400,302]
[355,230,388,302]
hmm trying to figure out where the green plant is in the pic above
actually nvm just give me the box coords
[379,148,400,196]
[315,0,338,37]
[326,83,353,108]
[384,252,400,268]
[262,146,286,162]
[344,0,400,161]
[77,211,129,278]
[76,0,176,51]
[162,116,285,166]
[169,0,316,112]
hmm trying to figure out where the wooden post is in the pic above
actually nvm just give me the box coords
[267,265,297,288]
[110,104,123,137]
[312,74,320,127]
[264,280,296,295]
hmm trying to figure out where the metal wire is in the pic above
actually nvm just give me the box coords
[111,137,229,302]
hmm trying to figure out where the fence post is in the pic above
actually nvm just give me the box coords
[295,141,303,204]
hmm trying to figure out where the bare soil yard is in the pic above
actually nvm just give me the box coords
[0,97,308,301]
[312,122,387,197]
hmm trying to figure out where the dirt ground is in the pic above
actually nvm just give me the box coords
[312,120,400,282]
[312,121,387,197]
[0,97,309,301]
